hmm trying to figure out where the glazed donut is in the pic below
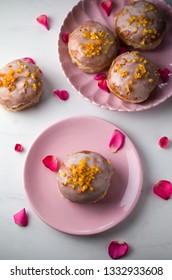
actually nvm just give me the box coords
[0,58,43,111]
[107,51,159,103]
[68,21,119,73]
[57,151,113,203]
[114,0,166,50]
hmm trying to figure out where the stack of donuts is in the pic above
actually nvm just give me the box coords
[68,0,166,103]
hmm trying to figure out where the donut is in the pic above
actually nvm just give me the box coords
[107,51,159,103]
[57,151,113,203]
[114,0,166,50]
[0,58,43,111]
[68,21,119,73]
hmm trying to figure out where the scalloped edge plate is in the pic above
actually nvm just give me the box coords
[58,0,172,111]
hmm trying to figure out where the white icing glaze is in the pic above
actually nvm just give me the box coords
[0,59,43,110]
[68,21,119,73]
[57,151,113,203]
[114,1,166,49]
[107,51,159,103]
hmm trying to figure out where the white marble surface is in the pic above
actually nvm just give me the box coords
[0,0,172,260]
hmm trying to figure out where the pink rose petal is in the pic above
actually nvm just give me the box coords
[42,155,59,172]
[61,33,69,43]
[158,136,169,149]
[36,14,49,30]
[94,73,107,80]
[98,79,110,93]
[101,1,113,16]
[54,89,69,101]
[23,57,35,65]
[158,68,171,83]
[108,241,129,259]
[13,208,28,227]
[14,143,23,152]
[153,180,172,200]
[119,46,130,54]
[109,129,125,152]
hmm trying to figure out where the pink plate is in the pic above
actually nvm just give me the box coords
[58,0,172,111]
[23,116,143,235]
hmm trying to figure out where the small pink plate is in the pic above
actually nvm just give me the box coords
[23,116,143,235]
[58,0,172,111]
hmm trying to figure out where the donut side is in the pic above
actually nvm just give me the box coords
[0,59,43,111]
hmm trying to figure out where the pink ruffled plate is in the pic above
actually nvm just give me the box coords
[58,0,172,111]
[23,116,143,235]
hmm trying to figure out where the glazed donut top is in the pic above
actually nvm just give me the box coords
[0,59,43,109]
[107,51,159,102]
[114,0,166,48]
[58,151,112,197]
[68,21,119,71]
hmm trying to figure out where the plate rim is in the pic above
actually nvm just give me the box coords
[23,115,143,235]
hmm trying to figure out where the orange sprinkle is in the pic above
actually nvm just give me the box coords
[32,83,37,91]
[25,71,30,77]
[66,157,101,193]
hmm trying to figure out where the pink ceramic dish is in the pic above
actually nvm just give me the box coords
[23,116,143,235]
[58,0,172,111]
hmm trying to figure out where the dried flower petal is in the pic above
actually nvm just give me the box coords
[54,89,69,101]
[158,68,171,83]
[13,208,28,226]
[23,57,35,65]
[36,14,49,30]
[119,46,130,54]
[94,73,107,80]
[42,155,59,172]
[14,143,23,152]
[158,136,169,149]
[108,241,129,259]
[61,33,69,43]
[153,180,172,200]
[101,1,113,16]
[98,79,110,93]
[109,129,125,152]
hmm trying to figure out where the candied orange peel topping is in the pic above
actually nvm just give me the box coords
[0,69,16,87]
[128,14,153,27]
[0,60,42,94]
[82,42,102,58]
[64,157,101,193]
[120,69,129,78]
[134,63,147,79]
[82,29,113,58]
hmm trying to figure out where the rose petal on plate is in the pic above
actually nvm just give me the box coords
[54,89,69,101]
[42,155,59,172]
[36,14,49,30]
[153,180,172,200]
[101,1,113,16]
[108,241,129,259]
[13,208,28,226]
[158,136,169,149]
[14,143,23,152]
[94,73,107,80]
[61,33,69,43]
[158,68,171,83]
[23,57,35,65]
[119,46,130,54]
[109,129,125,152]
[98,79,110,93]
